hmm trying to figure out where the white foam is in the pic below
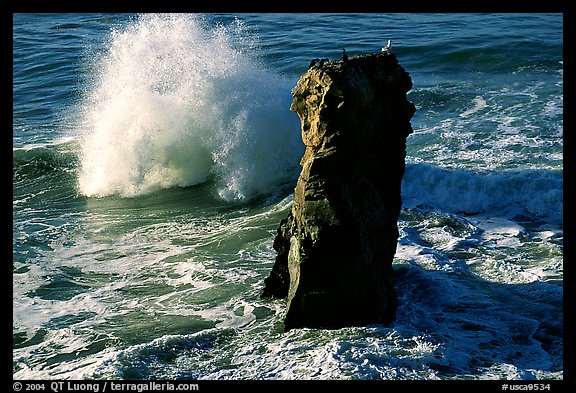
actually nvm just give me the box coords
[460,95,486,117]
[215,303,256,329]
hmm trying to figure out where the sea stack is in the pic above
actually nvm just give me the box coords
[262,51,415,331]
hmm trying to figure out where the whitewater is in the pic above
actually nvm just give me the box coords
[13,13,563,381]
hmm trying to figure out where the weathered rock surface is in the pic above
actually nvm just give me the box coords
[262,51,415,331]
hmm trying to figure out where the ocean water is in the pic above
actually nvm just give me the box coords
[13,13,563,380]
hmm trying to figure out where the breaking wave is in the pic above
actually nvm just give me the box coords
[76,13,303,201]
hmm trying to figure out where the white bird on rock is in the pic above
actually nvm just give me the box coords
[381,39,393,53]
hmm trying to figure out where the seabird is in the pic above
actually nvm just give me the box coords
[309,58,319,69]
[342,48,349,63]
[381,39,393,53]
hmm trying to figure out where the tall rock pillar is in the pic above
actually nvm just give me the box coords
[263,51,415,330]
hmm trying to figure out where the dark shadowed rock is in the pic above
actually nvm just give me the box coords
[262,51,415,331]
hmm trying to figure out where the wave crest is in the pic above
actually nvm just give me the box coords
[402,163,563,222]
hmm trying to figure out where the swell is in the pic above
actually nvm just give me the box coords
[13,141,79,182]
